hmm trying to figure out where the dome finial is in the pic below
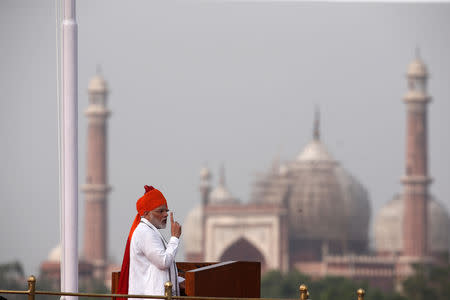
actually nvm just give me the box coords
[313,106,320,140]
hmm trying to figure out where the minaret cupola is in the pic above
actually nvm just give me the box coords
[404,49,430,103]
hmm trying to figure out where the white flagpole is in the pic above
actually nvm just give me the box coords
[61,0,78,299]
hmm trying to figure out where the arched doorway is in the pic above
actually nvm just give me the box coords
[219,237,267,272]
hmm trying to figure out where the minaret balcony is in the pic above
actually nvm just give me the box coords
[403,91,431,103]
[81,183,112,195]
[400,175,432,185]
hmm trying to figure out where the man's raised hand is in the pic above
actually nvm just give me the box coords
[170,212,182,238]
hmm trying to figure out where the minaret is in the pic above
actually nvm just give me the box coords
[199,165,211,261]
[82,71,111,279]
[199,165,212,206]
[401,51,432,257]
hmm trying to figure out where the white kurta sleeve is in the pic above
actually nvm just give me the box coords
[140,232,179,270]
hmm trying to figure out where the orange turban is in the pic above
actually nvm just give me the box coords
[117,185,168,298]
[136,185,168,217]
[128,185,167,240]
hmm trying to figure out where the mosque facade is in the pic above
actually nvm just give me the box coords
[39,55,449,292]
[183,56,450,291]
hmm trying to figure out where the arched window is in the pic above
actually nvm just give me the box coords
[220,237,266,272]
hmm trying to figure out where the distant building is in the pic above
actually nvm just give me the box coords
[39,54,450,293]
[183,54,450,292]
[40,245,94,287]
[40,71,117,287]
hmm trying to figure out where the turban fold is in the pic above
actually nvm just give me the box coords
[117,186,168,298]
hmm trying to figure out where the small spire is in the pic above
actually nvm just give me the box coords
[313,106,320,140]
[219,164,226,186]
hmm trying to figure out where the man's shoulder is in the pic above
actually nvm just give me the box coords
[133,222,158,238]
[139,218,159,230]
[135,221,152,233]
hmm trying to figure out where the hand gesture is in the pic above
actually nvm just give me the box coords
[170,212,182,238]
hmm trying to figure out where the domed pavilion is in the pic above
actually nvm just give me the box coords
[184,113,371,271]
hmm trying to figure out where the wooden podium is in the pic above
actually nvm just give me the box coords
[112,261,260,298]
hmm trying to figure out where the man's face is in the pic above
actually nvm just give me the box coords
[148,205,169,229]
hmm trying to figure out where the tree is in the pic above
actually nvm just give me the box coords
[78,277,109,300]
[402,263,450,300]
[0,261,26,300]
[261,270,406,300]
[261,270,309,298]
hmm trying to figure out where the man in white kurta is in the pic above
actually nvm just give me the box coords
[118,186,184,299]
[129,216,181,296]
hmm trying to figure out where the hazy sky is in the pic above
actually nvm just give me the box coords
[1,1,449,278]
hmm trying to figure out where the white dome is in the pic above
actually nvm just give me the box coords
[335,166,371,242]
[296,140,335,163]
[286,160,364,241]
[47,244,83,262]
[88,74,108,93]
[374,195,450,254]
[183,205,204,254]
[374,196,402,253]
[47,244,61,262]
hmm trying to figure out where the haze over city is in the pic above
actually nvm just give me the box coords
[1,0,449,277]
